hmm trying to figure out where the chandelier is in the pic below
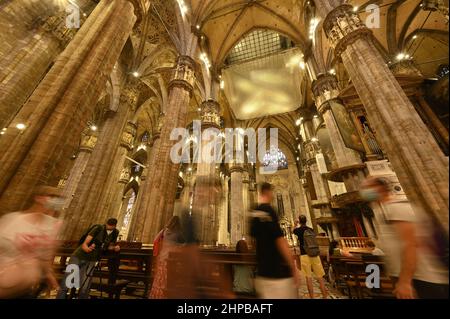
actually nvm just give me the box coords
[262,147,288,170]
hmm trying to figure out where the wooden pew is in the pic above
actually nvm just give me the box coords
[166,249,257,299]
[52,241,153,299]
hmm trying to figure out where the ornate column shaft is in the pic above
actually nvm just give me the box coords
[218,176,230,246]
[0,0,138,213]
[135,55,196,243]
[0,8,84,128]
[96,120,137,224]
[230,164,245,245]
[64,83,138,239]
[127,128,162,241]
[192,99,221,245]
[60,129,98,210]
[318,3,449,230]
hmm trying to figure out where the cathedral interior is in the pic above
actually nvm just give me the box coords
[0,0,448,299]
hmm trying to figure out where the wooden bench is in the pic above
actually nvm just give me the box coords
[166,249,258,299]
[329,255,394,299]
[52,241,153,299]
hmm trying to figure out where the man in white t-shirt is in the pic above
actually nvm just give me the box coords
[360,178,448,299]
[0,186,64,298]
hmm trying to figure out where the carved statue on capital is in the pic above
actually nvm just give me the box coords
[311,74,341,112]
[80,131,98,152]
[120,121,137,150]
[200,100,221,128]
[322,4,373,58]
[40,10,83,47]
[170,55,196,92]
[119,167,131,184]
[120,85,139,108]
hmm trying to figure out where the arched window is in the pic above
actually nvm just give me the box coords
[262,147,288,170]
[141,131,150,143]
[121,191,136,232]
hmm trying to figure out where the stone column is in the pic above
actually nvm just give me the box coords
[60,129,98,210]
[0,9,85,128]
[64,83,139,239]
[0,0,138,213]
[192,99,221,245]
[218,175,230,246]
[96,121,137,223]
[134,55,196,243]
[301,111,333,223]
[127,128,162,241]
[317,2,449,230]
[230,164,245,245]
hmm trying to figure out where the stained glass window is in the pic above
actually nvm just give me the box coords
[121,191,136,231]
[262,147,288,170]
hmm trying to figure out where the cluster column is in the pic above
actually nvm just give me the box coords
[229,164,246,245]
[133,55,196,243]
[0,0,138,214]
[317,2,449,230]
[192,99,222,245]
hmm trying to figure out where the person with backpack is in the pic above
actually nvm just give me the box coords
[250,182,299,299]
[293,215,328,299]
[56,218,120,299]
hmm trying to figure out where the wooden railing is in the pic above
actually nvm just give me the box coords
[339,237,373,254]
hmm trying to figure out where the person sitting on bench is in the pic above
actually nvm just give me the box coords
[56,218,120,299]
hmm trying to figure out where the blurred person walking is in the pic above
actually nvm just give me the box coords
[149,215,184,299]
[294,215,328,299]
[250,182,299,299]
[232,239,255,295]
[360,177,449,299]
[56,218,120,299]
[0,186,64,298]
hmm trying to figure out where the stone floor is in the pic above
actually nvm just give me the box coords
[297,271,347,299]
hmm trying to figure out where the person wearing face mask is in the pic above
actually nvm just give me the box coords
[56,218,120,299]
[360,178,448,299]
[0,185,64,298]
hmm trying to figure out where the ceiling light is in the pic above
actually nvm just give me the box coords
[90,125,97,131]
[0,132,4,135]
[396,53,405,61]
[220,80,225,89]
[412,35,417,39]
[132,71,140,77]
[329,68,336,75]
[1,128,6,131]
[299,61,306,69]
[16,123,26,130]
[196,24,200,29]
[353,6,358,12]
[295,119,301,126]
[197,108,201,112]
[313,115,318,118]
[296,157,300,161]
[311,137,318,142]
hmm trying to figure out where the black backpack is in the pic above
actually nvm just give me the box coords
[303,228,320,257]
[78,224,103,246]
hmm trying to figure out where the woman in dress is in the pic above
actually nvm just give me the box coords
[149,216,184,299]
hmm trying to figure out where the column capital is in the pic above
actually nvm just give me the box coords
[41,11,82,47]
[229,163,245,173]
[169,55,196,93]
[119,167,131,184]
[311,73,341,113]
[120,121,137,150]
[200,99,221,129]
[322,4,373,59]
[80,130,98,152]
